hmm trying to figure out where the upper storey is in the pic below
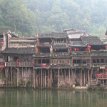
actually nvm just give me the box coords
[0,29,106,58]
[0,33,7,51]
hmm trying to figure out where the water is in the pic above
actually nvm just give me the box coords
[0,89,107,107]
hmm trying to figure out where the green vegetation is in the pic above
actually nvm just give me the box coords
[0,0,107,36]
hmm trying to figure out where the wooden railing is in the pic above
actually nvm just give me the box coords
[34,63,50,68]
[38,42,50,45]
[35,53,51,57]
[71,51,90,56]
[18,62,33,67]
[5,62,33,67]
[71,50,107,57]
[5,62,16,67]
[52,52,69,57]
[92,63,107,67]
[0,62,5,68]
[96,73,107,79]
[91,50,107,56]
[73,63,90,67]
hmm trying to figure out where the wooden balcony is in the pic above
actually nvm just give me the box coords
[71,51,90,56]
[50,64,71,68]
[34,53,51,57]
[0,62,5,68]
[5,62,16,67]
[73,63,90,68]
[52,52,69,58]
[37,42,51,46]
[5,62,33,67]
[18,62,33,67]
[96,73,107,79]
[92,63,107,68]
[34,63,50,69]
[91,50,107,56]
[70,50,107,57]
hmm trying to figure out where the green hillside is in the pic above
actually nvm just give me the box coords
[0,0,107,36]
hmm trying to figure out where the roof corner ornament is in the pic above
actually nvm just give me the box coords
[36,33,39,38]
[50,45,53,53]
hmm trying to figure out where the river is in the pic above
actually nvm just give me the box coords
[0,89,107,107]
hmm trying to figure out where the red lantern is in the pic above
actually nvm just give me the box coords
[16,59,20,66]
[32,60,34,66]
[74,48,79,51]
[87,44,91,52]
[96,73,107,78]
[105,45,107,49]
[74,48,77,51]
[41,63,47,68]
[0,62,5,68]
[70,48,72,53]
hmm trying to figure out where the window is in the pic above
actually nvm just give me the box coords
[97,59,99,63]
[93,59,96,63]
[101,59,104,63]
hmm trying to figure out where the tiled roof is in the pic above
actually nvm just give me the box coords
[2,47,35,55]
[91,51,107,56]
[68,32,85,39]
[51,32,67,38]
[38,33,52,38]
[81,36,103,45]
[69,40,86,47]
[39,32,67,39]
[53,43,68,49]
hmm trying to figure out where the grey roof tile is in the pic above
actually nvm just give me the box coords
[81,36,103,45]
[2,47,35,54]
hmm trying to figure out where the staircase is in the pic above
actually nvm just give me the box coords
[90,79,98,86]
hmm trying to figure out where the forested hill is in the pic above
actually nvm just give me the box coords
[0,0,107,36]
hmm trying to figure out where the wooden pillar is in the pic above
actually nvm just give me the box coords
[91,68,93,80]
[43,69,44,88]
[23,67,25,87]
[88,69,90,85]
[38,69,40,88]
[33,68,35,88]
[103,69,104,86]
[47,69,50,88]
[5,67,7,87]
[70,68,71,86]
[10,67,12,87]
[74,68,76,86]
[45,69,46,88]
[42,70,44,88]
[84,69,85,86]
[80,68,82,86]
[58,68,59,88]
[25,67,27,87]
[47,69,49,88]
[35,69,38,88]
[71,69,73,86]
[38,69,39,88]
[21,67,23,87]
[48,69,50,88]
[61,69,62,83]
[69,68,71,87]
[64,69,65,85]
[50,69,52,88]
[40,69,42,88]
[16,68,19,87]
